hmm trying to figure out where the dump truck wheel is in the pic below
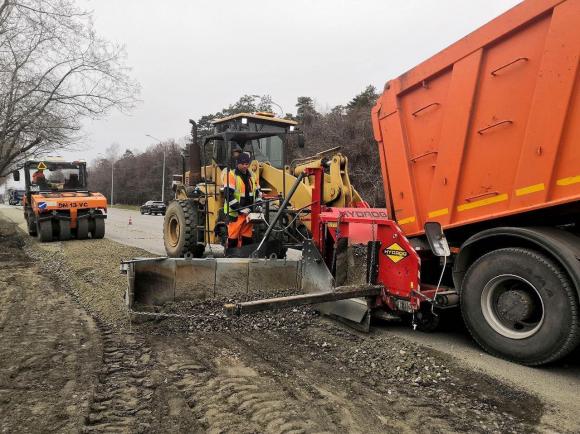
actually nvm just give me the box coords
[461,247,580,365]
[37,220,53,242]
[77,218,89,239]
[91,218,105,239]
[163,200,205,258]
[58,219,71,241]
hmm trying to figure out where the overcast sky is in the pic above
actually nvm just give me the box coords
[67,0,522,163]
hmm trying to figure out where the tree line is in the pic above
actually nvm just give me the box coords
[88,86,385,207]
[0,0,138,178]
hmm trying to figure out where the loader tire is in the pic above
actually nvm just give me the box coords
[77,218,89,239]
[91,218,105,239]
[164,200,205,258]
[58,219,71,241]
[38,220,53,242]
[461,248,580,365]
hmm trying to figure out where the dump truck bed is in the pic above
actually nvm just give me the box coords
[372,0,580,236]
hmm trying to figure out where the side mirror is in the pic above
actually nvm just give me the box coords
[424,222,450,257]
[12,170,20,182]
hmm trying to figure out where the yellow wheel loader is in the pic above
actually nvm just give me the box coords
[129,112,378,330]
[163,112,366,259]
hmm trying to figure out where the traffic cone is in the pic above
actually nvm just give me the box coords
[128,216,132,225]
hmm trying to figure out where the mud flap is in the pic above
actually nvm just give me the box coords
[301,240,371,331]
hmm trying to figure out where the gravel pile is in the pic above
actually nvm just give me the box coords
[137,288,319,335]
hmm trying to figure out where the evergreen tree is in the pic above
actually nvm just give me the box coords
[346,85,379,112]
[295,97,318,125]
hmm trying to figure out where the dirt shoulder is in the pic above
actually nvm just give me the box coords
[0,218,101,433]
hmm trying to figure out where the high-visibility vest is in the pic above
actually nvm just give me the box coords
[223,169,259,217]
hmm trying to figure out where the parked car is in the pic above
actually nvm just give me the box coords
[140,200,166,215]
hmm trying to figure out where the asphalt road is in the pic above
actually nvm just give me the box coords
[105,207,166,255]
[1,203,579,431]
[0,204,167,254]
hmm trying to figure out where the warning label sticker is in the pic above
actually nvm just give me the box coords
[37,162,47,170]
[383,243,409,263]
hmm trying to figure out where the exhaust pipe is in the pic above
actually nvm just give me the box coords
[188,119,202,185]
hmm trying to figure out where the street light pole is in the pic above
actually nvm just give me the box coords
[161,150,166,203]
[145,134,166,202]
[111,160,114,206]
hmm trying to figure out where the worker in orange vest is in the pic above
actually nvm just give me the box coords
[32,169,50,189]
[223,152,262,248]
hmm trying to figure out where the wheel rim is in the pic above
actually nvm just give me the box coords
[480,274,544,339]
[167,215,180,247]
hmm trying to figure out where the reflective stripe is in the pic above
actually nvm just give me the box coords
[515,183,544,196]
[457,193,508,212]
[428,208,448,218]
[224,169,259,217]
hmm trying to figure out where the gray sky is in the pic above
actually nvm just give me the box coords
[69,0,521,163]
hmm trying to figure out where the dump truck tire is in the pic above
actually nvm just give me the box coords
[461,247,580,365]
[58,219,71,241]
[38,220,53,242]
[77,218,89,239]
[163,200,204,258]
[91,218,105,239]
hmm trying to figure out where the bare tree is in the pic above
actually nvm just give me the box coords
[0,0,139,176]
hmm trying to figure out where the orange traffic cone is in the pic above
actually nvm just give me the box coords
[128,216,132,225]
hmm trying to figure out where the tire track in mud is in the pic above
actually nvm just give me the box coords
[229,325,539,433]
[164,325,539,434]
[227,330,452,433]
[150,335,332,434]
[197,332,393,434]
[82,321,155,433]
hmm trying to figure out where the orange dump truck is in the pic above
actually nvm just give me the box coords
[372,0,580,364]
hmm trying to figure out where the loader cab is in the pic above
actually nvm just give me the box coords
[24,160,88,195]
[205,112,299,169]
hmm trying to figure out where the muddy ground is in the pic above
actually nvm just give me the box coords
[0,215,572,433]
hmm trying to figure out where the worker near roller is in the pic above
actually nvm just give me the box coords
[32,169,49,189]
[223,152,262,248]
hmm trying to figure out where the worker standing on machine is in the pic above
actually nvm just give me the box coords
[223,152,261,248]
